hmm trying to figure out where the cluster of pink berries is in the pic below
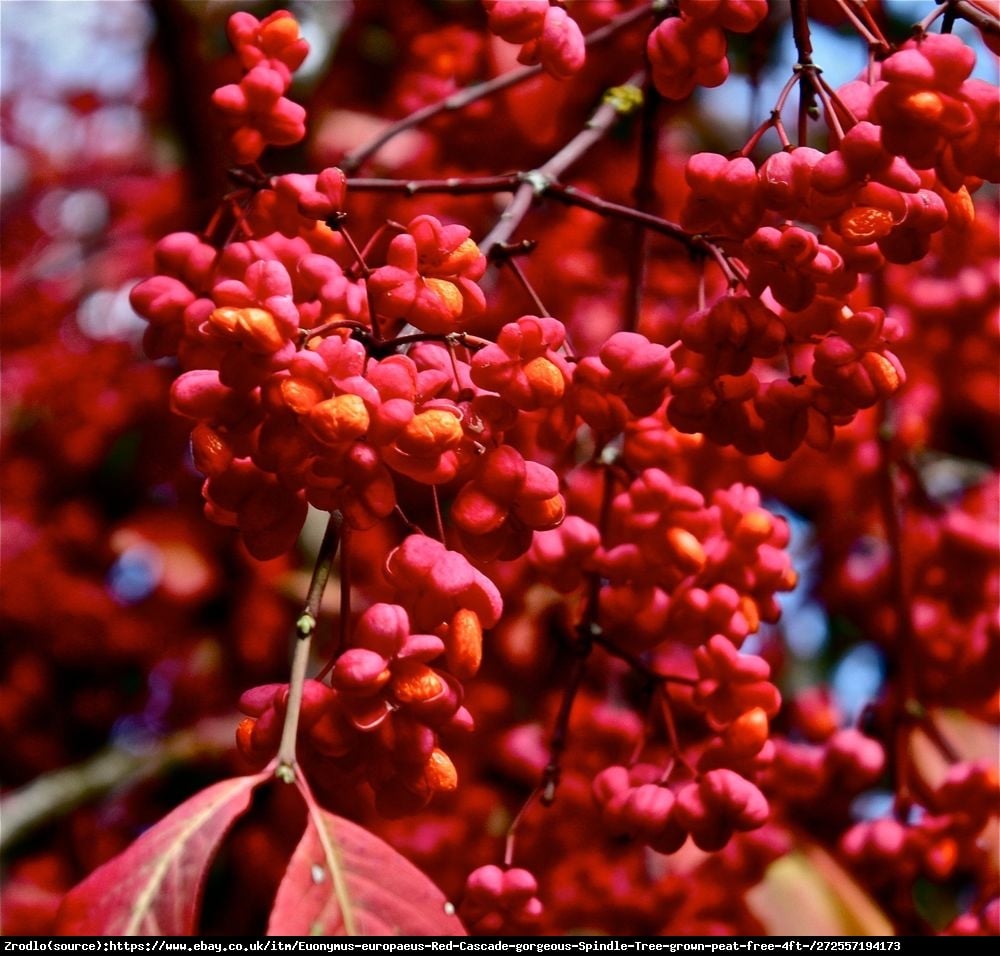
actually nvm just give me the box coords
[237,535,502,815]
[648,0,768,99]
[211,10,309,164]
[482,0,586,79]
[119,1,1000,937]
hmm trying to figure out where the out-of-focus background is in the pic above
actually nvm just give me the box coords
[1,0,997,937]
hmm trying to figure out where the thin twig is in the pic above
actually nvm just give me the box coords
[478,71,646,256]
[339,528,351,656]
[431,486,446,542]
[544,183,697,252]
[503,789,540,867]
[328,218,383,342]
[550,183,746,288]
[832,0,891,51]
[813,73,847,143]
[952,0,1000,36]
[741,111,789,157]
[625,72,662,332]
[501,254,551,317]
[790,0,817,145]
[1,715,237,852]
[341,68,545,175]
[659,687,697,778]
[500,624,591,863]
[816,72,859,134]
[873,431,923,822]
[541,639,591,807]
[592,631,697,686]
[346,174,520,196]
[340,2,655,173]
[275,511,343,781]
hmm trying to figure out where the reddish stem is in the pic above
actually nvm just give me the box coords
[625,73,662,332]
[791,0,815,67]
[817,72,859,133]
[501,254,551,318]
[874,431,925,821]
[918,2,950,32]
[832,0,890,51]
[592,631,697,687]
[813,73,847,143]
[346,175,520,196]
[952,0,1000,36]
[919,712,961,764]
[659,687,697,778]
[790,0,818,145]
[540,642,591,807]
[544,183,706,257]
[740,114,781,157]
[478,71,646,257]
[338,527,351,657]
[301,318,368,344]
[431,486,445,543]
[330,218,383,342]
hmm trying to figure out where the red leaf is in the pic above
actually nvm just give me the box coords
[267,803,467,936]
[56,772,268,935]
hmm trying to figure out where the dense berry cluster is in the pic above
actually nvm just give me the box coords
[236,537,502,815]
[6,0,998,940]
[119,1,1000,935]
[459,865,543,934]
[482,0,586,78]
[127,2,802,882]
[648,0,768,99]
[659,28,999,462]
[211,10,309,163]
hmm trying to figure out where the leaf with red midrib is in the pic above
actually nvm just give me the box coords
[56,772,268,935]
[267,802,467,936]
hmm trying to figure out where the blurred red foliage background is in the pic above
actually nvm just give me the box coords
[1,0,998,937]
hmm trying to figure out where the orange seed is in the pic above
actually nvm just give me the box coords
[724,707,770,756]
[306,394,370,445]
[447,608,483,679]
[397,409,463,455]
[391,662,444,704]
[523,356,565,405]
[424,748,458,793]
[281,377,325,414]
[666,527,706,573]
[862,352,901,396]
[424,278,464,319]
[839,206,895,245]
